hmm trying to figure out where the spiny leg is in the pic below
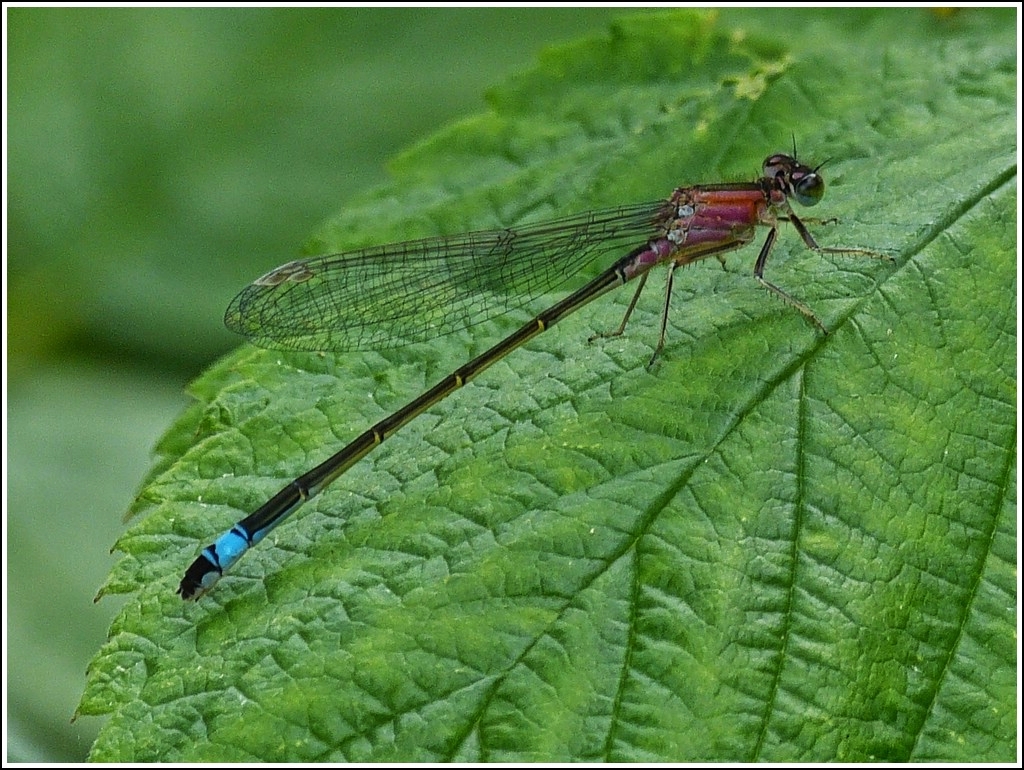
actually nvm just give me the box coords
[787,211,893,263]
[649,261,679,368]
[753,225,830,334]
[587,271,649,344]
[586,267,676,368]
[755,212,892,334]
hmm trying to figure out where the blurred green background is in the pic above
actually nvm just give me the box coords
[6,7,643,761]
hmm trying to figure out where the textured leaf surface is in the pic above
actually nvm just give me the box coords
[81,9,1016,762]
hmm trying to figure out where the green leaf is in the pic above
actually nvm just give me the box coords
[81,8,1016,762]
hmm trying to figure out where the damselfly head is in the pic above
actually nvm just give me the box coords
[762,153,825,208]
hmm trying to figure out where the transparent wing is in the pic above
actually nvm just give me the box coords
[225,199,675,351]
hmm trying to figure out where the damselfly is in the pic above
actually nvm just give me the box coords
[179,152,887,600]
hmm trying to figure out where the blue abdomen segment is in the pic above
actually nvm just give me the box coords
[177,524,255,599]
[178,483,306,600]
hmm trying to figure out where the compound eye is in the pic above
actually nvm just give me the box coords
[793,172,825,207]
